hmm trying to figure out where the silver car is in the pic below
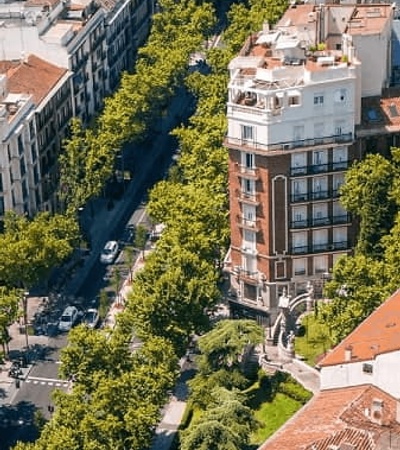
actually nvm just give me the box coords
[100,240,119,264]
[82,308,100,329]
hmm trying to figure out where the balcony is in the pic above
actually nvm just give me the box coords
[236,189,260,205]
[236,165,259,180]
[291,192,309,203]
[332,214,350,224]
[237,216,260,231]
[311,190,330,201]
[290,241,351,254]
[312,242,329,252]
[292,245,308,254]
[332,240,349,250]
[225,133,353,153]
[290,219,309,229]
[236,268,259,285]
[290,160,350,177]
[241,245,258,256]
[312,216,330,227]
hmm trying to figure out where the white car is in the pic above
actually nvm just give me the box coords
[82,308,100,329]
[100,240,119,264]
[58,306,80,332]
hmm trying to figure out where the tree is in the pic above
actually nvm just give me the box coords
[340,153,396,257]
[0,286,20,357]
[134,224,148,260]
[181,387,258,450]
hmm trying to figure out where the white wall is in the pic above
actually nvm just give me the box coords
[353,31,390,97]
[320,360,374,390]
[374,350,400,398]
[227,75,356,149]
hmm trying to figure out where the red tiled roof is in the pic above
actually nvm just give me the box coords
[319,289,400,367]
[260,385,400,450]
[6,54,68,106]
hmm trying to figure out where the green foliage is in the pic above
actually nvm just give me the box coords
[98,290,110,320]
[318,254,389,344]
[134,224,148,257]
[196,320,263,372]
[181,388,258,450]
[294,314,333,366]
[340,153,396,257]
[278,378,312,404]
[0,286,20,355]
[0,211,79,289]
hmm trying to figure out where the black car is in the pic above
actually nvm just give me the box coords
[119,224,135,246]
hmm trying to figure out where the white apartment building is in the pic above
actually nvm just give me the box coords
[225,3,395,324]
[0,0,155,125]
[0,55,72,215]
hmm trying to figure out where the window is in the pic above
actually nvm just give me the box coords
[291,152,307,174]
[314,255,328,274]
[333,173,345,196]
[292,179,307,201]
[314,122,324,142]
[243,230,256,250]
[20,157,26,178]
[292,206,307,226]
[243,204,256,222]
[292,231,307,253]
[332,146,348,169]
[0,174,3,192]
[31,142,37,163]
[289,95,300,106]
[293,125,304,143]
[335,120,346,136]
[314,94,324,105]
[333,227,347,249]
[243,255,256,274]
[313,203,328,225]
[241,125,254,141]
[363,363,373,374]
[312,176,328,199]
[293,258,307,276]
[242,152,255,168]
[243,178,255,195]
[0,197,4,215]
[313,229,328,252]
[17,135,24,156]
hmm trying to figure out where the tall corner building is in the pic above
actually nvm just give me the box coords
[225,2,396,324]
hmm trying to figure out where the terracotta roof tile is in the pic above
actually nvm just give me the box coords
[6,54,68,106]
[260,385,400,450]
[319,289,400,367]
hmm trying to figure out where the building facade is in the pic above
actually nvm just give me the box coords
[0,0,155,125]
[226,3,396,324]
[0,55,72,215]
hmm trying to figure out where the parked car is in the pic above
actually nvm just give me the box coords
[82,308,100,329]
[100,240,119,264]
[58,306,80,332]
[118,224,135,247]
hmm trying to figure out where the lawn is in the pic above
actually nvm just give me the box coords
[250,392,302,445]
[294,313,333,366]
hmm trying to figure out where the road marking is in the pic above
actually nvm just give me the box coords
[27,375,69,387]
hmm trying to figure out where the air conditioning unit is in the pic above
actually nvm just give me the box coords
[282,143,290,150]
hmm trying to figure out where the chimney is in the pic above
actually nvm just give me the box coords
[344,345,353,362]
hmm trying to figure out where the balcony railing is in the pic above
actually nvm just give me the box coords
[291,192,309,203]
[237,165,259,179]
[290,240,350,254]
[236,189,260,205]
[311,190,330,200]
[290,215,351,229]
[225,133,353,153]
[237,216,260,231]
[291,161,349,176]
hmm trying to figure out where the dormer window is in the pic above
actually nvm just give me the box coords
[362,363,373,374]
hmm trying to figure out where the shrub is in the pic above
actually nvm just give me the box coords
[278,379,312,404]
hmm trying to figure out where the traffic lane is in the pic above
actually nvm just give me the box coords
[13,380,66,414]
[28,359,62,382]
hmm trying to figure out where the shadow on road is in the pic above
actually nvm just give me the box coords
[0,401,41,450]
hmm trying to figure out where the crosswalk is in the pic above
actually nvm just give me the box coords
[25,376,69,388]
